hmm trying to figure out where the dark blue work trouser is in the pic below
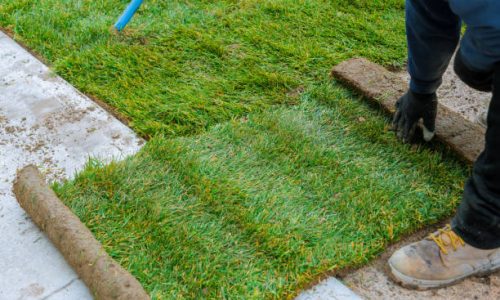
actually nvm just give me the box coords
[406,0,500,249]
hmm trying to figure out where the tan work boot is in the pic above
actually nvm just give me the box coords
[388,225,500,289]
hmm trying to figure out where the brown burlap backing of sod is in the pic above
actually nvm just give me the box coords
[331,58,486,164]
[13,165,150,300]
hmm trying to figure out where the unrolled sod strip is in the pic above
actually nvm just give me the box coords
[331,58,486,164]
[13,165,150,300]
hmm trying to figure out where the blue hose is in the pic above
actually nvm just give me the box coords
[114,0,144,31]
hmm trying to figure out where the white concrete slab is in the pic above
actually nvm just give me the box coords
[0,31,144,300]
[296,277,362,300]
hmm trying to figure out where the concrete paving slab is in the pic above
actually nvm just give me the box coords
[296,278,363,300]
[0,31,143,299]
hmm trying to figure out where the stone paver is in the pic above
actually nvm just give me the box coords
[0,31,143,299]
[296,278,362,300]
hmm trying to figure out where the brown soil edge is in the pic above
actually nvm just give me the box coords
[13,165,150,300]
[331,57,486,165]
[0,28,139,139]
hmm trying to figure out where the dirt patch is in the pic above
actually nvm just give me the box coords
[331,58,485,164]
[13,166,150,300]
[42,107,88,130]
[19,283,45,299]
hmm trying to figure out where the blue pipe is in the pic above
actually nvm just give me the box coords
[114,0,144,31]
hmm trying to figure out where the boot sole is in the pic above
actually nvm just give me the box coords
[388,259,500,290]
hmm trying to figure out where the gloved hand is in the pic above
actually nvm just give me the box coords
[392,90,438,143]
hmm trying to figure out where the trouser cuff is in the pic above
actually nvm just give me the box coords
[451,217,500,250]
[409,78,442,95]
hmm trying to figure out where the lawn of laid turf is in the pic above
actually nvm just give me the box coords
[54,88,467,299]
[1,0,406,137]
[2,0,470,299]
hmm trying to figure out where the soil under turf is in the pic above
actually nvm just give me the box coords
[1,0,470,299]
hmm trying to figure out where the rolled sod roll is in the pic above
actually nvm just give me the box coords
[13,165,150,300]
[331,58,485,164]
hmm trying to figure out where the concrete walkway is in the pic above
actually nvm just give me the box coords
[296,278,362,300]
[0,31,143,299]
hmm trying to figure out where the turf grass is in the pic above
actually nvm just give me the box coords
[54,90,467,298]
[1,0,470,298]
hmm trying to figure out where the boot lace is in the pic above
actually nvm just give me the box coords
[428,225,465,255]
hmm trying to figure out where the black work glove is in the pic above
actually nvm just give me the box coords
[392,90,438,143]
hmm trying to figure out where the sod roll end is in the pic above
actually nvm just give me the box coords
[331,58,485,164]
[13,165,150,300]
